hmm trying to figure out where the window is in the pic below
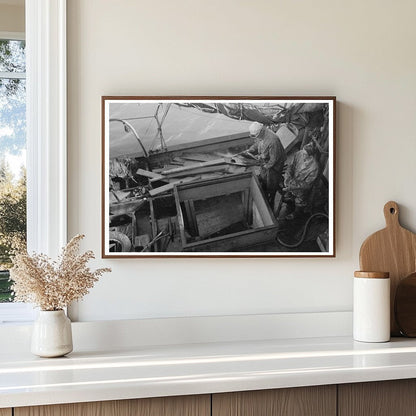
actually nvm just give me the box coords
[0,35,26,301]
[0,1,67,324]
[0,32,34,322]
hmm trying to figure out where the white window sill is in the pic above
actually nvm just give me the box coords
[0,303,36,324]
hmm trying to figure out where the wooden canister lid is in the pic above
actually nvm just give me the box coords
[354,271,389,279]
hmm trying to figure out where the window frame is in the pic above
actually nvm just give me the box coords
[0,0,67,323]
[26,0,67,257]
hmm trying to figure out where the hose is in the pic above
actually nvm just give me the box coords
[276,212,329,249]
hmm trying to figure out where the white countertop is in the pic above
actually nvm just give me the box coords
[2,336,416,408]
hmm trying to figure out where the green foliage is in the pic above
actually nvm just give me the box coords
[0,160,26,269]
[0,270,13,303]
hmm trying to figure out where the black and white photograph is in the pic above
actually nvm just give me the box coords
[102,97,335,257]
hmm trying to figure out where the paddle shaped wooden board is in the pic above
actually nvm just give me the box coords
[359,201,416,336]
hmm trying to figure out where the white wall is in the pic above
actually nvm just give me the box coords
[67,0,416,322]
[0,3,24,33]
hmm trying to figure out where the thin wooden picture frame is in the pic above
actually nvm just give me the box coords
[102,96,336,258]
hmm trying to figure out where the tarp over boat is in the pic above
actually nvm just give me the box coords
[109,102,327,159]
[109,103,251,159]
[176,102,325,128]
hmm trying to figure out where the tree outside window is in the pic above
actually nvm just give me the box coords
[0,38,27,302]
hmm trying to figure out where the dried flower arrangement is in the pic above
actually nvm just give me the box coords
[10,234,111,311]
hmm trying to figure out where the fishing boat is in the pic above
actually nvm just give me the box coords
[107,101,330,253]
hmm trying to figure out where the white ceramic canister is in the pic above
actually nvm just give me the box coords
[353,271,390,343]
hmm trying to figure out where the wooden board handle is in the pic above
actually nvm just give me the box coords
[384,201,400,228]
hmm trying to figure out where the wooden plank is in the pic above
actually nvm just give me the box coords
[131,214,137,248]
[284,132,302,154]
[159,165,228,179]
[249,176,276,226]
[252,204,264,228]
[149,199,158,244]
[149,182,177,196]
[161,159,227,175]
[109,199,146,216]
[212,386,336,416]
[173,186,187,246]
[247,196,253,227]
[183,225,278,252]
[196,173,225,181]
[149,177,197,196]
[184,200,199,237]
[242,189,250,224]
[15,395,210,416]
[170,159,184,166]
[136,168,165,180]
[153,164,180,173]
[181,153,218,162]
[177,174,252,202]
[0,409,12,416]
[339,380,416,416]
[163,176,210,184]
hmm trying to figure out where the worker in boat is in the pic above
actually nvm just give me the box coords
[242,122,286,209]
[279,139,320,220]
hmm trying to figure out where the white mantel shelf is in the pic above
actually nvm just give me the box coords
[2,335,416,409]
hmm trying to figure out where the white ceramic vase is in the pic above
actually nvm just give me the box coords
[31,310,73,357]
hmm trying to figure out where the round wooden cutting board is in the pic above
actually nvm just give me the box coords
[359,201,416,336]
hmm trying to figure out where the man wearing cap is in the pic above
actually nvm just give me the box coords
[243,122,286,209]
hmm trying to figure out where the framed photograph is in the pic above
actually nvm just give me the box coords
[102,96,335,257]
